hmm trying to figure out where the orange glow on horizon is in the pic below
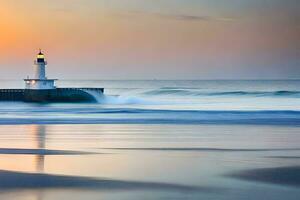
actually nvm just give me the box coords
[0,0,299,79]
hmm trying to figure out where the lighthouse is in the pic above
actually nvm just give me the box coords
[0,49,104,102]
[24,50,57,90]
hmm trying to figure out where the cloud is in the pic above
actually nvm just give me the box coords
[114,11,236,22]
[153,13,211,21]
[154,13,235,22]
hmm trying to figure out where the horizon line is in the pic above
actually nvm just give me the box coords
[0,79,300,81]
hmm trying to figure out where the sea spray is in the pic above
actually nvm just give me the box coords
[99,95,158,105]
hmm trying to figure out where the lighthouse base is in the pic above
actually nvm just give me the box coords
[0,88,104,103]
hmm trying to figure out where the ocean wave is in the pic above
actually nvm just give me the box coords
[0,108,299,125]
[143,89,196,96]
[210,91,300,97]
[142,89,300,97]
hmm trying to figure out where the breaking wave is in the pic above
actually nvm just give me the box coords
[97,95,158,105]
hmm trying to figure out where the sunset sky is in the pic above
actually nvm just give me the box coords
[0,0,299,79]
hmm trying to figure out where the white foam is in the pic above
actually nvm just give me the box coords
[100,95,156,105]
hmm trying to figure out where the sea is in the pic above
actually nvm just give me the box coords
[0,80,299,200]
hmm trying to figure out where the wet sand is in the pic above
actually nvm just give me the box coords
[228,166,300,187]
[0,170,214,192]
[266,156,300,159]
[0,124,299,200]
[101,147,300,152]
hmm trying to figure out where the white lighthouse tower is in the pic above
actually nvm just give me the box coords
[24,50,57,90]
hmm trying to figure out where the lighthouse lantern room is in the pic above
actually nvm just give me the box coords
[24,50,57,90]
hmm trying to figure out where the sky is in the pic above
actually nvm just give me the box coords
[0,0,299,79]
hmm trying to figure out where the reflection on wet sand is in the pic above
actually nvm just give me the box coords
[32,125,45,200]
[0,125,215,198]
[34,125,46,172]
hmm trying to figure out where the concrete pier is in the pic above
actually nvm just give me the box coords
[0,89,25,101]
[0,88,104,103]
